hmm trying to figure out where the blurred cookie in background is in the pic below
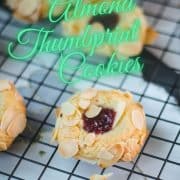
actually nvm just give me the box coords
[5,0,66,23]
[62,4,157,58]
[0,80,26,151]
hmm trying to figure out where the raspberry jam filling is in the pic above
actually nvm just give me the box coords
[83,108,116,134]
[89,13,119,30]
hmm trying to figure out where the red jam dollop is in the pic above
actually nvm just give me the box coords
[83,108,116,134]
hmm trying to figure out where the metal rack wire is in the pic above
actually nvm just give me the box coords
[0,0,180,179]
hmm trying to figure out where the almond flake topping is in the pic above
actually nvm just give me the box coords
[17,0,40,17]
[124,92,133,99]
[14,91,24,102]
[6,0,18,9]
[84,133,96,146]
[97,148,114,160]
[1,107,17,131]
[113,101,126,128]
[61,102,76,116]
[55,108,61,118]
[79,99,90,109]
[90,173,113,180]
[0,142,7,151]
[60,126,79,139]
[0,80,11,92]
[109,143,124,160]
[63,118,80,127]
[79,157,97,165]
[7,114,26,138]
[132,110,145,130]
[59,140,79,158]
[85,105,102,118]
[81,89,97,99]
[52,120,60,141]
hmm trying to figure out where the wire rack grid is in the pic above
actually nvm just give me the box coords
[0,0,180,180]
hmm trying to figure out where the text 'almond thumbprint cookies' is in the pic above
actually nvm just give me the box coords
[53,89,148,168]
[0,80,26,151]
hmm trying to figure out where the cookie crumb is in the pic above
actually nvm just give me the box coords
[90,173,113,180]
[39,150,46,157]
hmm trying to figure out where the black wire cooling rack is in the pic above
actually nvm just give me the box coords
[0,0,180,180]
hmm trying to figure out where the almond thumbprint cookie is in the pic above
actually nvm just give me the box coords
[53,89,148,168]
[5,0,66,23]
[0,80,26,151]
[62,4,157,58]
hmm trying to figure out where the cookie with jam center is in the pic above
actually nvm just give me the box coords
[53,89,148,168]
[62,4,157,57]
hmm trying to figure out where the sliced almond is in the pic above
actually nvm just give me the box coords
[113,101,126,128]
[52,128,59,141]
[60,126,79,139]
[124,92,133,99]
[97,148,114,160]
[58,140,79,158]
[79,136,85,148]
[79,157,97,165]
[140,133,147,145]
[81,89,97,99]
[98,144,124,168]
[0,80,11,92]
[14,91,24,102]
[0,142,7,151]
[109,144,124,160]
[63,118,80,127]
[55,108,61,118]
[111,144,124,159]
[17,0,40,17]
[52,118,63,140]
[61,102,76,116]
[57,117,64,129]
[1,107,17,131]
[84,133,96,146]
[6,0,19,9]
[27,8,40,21]
[131,110,145,130]
[127,138,139,152]
[85,105,102,118]
[7,114,26,138]
[122,152,133,161]
[78,99,90,109]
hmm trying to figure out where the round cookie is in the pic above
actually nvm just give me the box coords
[62,4,157,57]
[5,0,66,22]
[53,89,148,168]
[0,80,26,151]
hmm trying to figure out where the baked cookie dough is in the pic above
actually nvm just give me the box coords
[62,5,157,57]
[5,0,66,22]
[0,80,26,151]
[53,89,148,168]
